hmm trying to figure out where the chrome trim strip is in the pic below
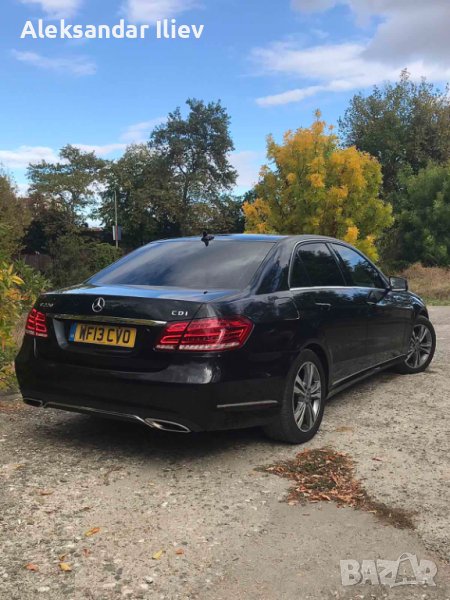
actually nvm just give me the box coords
[289,285,387,291]
[217,400,278,409]
[49,313,167,327]
[46,402,147,424]
[40,402,192,434]
[290,286,349,291]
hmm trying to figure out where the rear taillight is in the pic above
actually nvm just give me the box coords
[155,316,253,352]
[25,308,48,338]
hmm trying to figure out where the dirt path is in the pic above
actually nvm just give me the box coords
[0,307,449,599]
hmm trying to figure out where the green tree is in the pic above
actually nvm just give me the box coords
[27,145,109,227]
[0,173,30,260]
[49,233,122,288]
[244,114,392,261]
[22,194,71,254]
[339,70,450,197]
[148,98,237,235]
[97,101,241,246]
[393,163,450,267]
[96,145,179,247]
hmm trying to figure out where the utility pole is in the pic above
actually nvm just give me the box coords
[114,188,119,249]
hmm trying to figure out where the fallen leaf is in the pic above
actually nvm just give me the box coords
[152,550,164,560]
[59,554,67,561]
[84,527,100,537]
[175,548,185,555]
[25,563,39,572]
[59,562,72,572]
[37,489,54,496]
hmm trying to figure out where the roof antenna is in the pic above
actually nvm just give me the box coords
[201,231,215,247]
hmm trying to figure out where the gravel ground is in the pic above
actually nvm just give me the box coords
[0,306,449,600]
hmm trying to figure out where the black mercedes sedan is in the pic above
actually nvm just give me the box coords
[15,234,436,444]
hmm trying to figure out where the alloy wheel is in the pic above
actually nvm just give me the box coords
[406,324,433,369]
[292,361,322,432]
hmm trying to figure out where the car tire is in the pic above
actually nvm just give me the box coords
[263,349,326,444]
[395,315,436,375]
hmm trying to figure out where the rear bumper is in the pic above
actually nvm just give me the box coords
[15,345,285,432]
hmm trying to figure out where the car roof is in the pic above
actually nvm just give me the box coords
[155,234,343,244]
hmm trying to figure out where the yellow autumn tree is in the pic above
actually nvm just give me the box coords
[243,112,393,260]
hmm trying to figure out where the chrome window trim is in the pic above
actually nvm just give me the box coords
[289,285,387,292]
[49,314,167,327]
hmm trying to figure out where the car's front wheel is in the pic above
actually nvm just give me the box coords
[263,349,326,444]
[395,315,436,374]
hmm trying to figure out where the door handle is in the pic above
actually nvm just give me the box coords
[315,303,332,311]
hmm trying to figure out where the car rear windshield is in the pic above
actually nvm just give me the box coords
[90,240,274,290]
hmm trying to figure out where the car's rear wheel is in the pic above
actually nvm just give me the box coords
[395,315,436,374]
[263,349,326,444]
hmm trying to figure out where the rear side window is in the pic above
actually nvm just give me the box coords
[332,244,385,289]
[291,243,345,287]
[90,241,274,290]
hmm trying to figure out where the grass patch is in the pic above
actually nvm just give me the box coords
[399,263,450,305]
[262,448,416,529]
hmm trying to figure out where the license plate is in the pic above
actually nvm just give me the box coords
[69,323,136,348]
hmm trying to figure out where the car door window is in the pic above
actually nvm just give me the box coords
[332,244,385,289]
[291,243,345,287]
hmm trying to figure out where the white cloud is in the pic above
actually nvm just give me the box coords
[12,50,96,76]
[123,0,199,23]
[257,85,326,107]
[230,151,263,189]
[19,0,83,18]
[0,117,166,172]
[120,118,166,143]
[0,143,261,193]
[256,0,450,106]
[0,146,59,169]
[16,183,31,197]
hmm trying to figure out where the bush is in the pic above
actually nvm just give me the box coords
[0,263,25,390]
[0,261,50,391]
[393,164,450,267]
[49,234,122,288]
[14,259,52,308]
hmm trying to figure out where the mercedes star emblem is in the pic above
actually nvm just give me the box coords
[92,297,106,313]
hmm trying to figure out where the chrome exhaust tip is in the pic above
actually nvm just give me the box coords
[144,418,191,434]
[23,398,45,408]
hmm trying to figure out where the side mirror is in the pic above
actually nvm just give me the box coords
[389,276,408,292]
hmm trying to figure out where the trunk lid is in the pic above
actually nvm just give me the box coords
[35,284,237,371]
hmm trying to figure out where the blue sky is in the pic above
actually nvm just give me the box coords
[1,0,450,195]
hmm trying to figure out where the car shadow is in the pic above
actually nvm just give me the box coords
[325,369,406,406]
[28,408,277,463]
[19,368,422,461]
